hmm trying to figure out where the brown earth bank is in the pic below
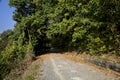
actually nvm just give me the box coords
[61,51,120,77]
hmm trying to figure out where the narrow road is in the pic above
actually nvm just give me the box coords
[37,53,118,80]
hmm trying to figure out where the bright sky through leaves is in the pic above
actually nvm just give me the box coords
[0,0,16,33]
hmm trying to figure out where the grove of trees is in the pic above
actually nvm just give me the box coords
[0,0,120,79]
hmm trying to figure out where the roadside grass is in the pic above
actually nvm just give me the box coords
[4,52,42,80]
[22,53,56,80]
[4,52,35,80]
[22,56,42,80]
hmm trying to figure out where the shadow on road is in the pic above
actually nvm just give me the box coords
[36,49,68,56]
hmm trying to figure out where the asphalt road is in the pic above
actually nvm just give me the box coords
[37,54,118,80]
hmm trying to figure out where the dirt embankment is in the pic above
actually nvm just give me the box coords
[61,52,120,77]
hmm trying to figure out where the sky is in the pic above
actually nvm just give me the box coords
[0,0,16,33]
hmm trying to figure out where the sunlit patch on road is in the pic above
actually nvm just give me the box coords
[70,70,77,73]
[71,77,83,80]
[57,65,63,68]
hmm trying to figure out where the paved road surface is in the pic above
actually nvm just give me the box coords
[37,54,118,80]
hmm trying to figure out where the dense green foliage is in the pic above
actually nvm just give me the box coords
[0,0,120,79]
